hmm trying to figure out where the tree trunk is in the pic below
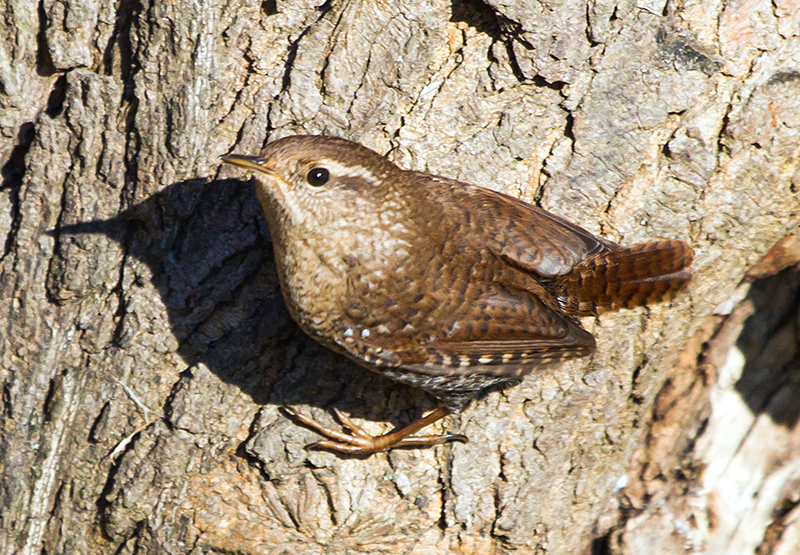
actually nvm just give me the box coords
[1,0,798,553]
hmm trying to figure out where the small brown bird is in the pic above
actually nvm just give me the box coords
[222,135,693,455]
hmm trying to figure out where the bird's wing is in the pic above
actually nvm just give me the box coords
[438,177,618,277]
[337,282,596,378]
[334,175,608,375]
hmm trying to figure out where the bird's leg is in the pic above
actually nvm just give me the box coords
[282,406,468,455]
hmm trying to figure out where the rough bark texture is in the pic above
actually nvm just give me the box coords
[1,0,799,554]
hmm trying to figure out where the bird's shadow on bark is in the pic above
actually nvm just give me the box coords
[52,178,435,430]
[734,268,800,428]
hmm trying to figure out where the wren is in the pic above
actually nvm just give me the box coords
[222,135,693,455]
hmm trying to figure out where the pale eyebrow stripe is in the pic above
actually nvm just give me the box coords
[317,159,380,184]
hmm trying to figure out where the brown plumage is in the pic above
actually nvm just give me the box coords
[222,135,693,454]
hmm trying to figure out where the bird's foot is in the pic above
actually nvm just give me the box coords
[281,406,468,455]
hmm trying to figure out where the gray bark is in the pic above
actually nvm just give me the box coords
[1,0,798,553]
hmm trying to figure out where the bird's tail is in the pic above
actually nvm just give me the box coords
[555,240,694,316]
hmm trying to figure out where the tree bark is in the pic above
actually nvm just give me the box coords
[1,0,798,554]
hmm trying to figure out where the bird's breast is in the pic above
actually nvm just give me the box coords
[270,210,416,340]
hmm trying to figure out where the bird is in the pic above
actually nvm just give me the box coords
[222,135,694,455]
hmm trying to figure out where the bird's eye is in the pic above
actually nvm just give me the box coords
[306,167,330,187]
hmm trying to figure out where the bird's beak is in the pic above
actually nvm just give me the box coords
[221,154,275,175]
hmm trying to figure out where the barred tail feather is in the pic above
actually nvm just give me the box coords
[556,240,694,316]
